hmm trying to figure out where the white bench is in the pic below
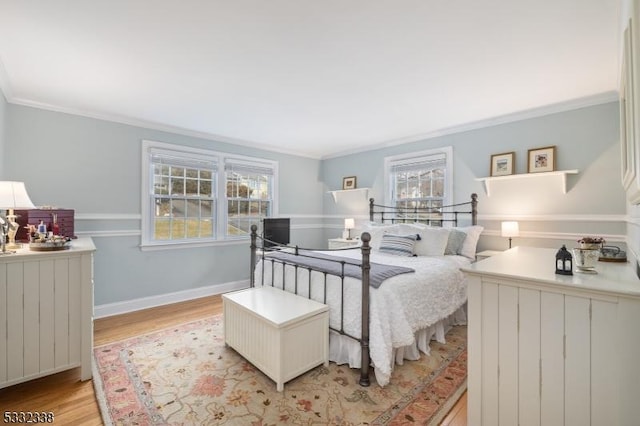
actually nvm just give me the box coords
[222,286,329,391]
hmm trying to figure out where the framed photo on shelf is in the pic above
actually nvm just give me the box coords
[342,176,357,190]
[490,152,515,176]
[527,146,556,173]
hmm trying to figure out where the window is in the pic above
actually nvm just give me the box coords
[141,140,278,248]
[225,158,274,238]
[384,147,453,223]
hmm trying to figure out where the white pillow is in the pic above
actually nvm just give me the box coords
[361,223,400,250]
[456,225,484,259]
[398,223,451,256]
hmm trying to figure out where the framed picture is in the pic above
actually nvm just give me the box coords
[527,146,556,173]
[342,176,357,190]
[490,152,515,176]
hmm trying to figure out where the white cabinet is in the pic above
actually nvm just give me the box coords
[0,238,95,389]
[475,250,503,261]
[328,238,360,249]
[462,247,640,426]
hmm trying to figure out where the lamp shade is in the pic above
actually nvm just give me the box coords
[501,221,520,238]
[0,181,36,209]
[344,218,355,230]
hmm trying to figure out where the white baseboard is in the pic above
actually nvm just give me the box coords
[94,280,249,319]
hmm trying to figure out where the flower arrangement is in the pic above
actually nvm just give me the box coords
[577,236,605,249]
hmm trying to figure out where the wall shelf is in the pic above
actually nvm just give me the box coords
[475,170,579,196]
[328,188,370,203]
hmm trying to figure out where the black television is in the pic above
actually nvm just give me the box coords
[262,218,290,248]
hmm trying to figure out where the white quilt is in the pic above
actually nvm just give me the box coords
[254,249,470,386]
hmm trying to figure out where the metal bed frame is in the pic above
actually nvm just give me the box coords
[249,193,478,386]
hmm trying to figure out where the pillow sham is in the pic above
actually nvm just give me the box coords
[378,233,418,256]
[444,228,468,255]
[456,225,484,259]
[398,223,450,256]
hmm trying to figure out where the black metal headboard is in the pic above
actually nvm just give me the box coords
[369,193,478,227]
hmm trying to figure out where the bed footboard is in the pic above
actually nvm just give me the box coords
[249,225,373,386]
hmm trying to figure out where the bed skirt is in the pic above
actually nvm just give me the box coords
[328,303,467,385]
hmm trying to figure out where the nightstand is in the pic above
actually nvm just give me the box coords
[328,238,360,249]
[475,250,504,261]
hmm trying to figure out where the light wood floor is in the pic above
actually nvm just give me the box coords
[0,295,467,425]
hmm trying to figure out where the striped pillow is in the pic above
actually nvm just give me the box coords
[378,233,418,256]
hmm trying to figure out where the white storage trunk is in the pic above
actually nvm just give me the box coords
[222,286,329,391]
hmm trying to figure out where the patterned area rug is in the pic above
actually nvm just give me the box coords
[93,315,466,425]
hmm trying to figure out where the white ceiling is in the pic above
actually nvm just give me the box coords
[0,1,621,159]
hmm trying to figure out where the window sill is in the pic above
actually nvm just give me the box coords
[139,237,249,251]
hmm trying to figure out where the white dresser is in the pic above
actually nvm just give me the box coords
[462,246,640,426]
[0,238,95,389]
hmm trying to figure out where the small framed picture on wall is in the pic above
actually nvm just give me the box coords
[490,152,515,176]
[527,146,556,173]
[342,176,357,190]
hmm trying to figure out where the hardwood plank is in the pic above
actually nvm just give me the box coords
[441,391,467,426]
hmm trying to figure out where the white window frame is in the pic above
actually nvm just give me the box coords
[383,146,453,210]
[141,140,278,250]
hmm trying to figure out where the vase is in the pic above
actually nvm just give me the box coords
[573,248,600,273]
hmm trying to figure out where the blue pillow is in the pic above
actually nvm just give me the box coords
[378,234,418,256]
[445,228,468,255]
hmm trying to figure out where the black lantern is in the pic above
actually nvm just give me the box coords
[555,245,573,275]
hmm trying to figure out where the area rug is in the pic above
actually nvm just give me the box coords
[93,315,466,425]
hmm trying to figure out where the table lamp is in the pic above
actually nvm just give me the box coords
[0,181,36,253]
[501,221,519,249]
[344,218,355,240]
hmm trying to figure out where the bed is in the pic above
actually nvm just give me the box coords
[249,194,480,387]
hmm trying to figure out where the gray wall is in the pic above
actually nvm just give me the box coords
[321,102,626,251]
[4,105,325,306]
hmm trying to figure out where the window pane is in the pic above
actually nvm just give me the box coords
[185,178,199,195]
[433,179,444,197]
[155,218,170,240]
[186,218,200,238]
[200,219,214,238]
[171,167,184,177]
[172,219,186,239]
[225,168,273,238]
[171,178,184,195]
[154,175,169,195]
[199,179,212,197]
[172,200,186,218]
[155,198,171,217]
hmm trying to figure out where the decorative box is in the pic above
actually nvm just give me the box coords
[13,208,76,242]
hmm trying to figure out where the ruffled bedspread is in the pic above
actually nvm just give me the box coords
[253,249,469,386]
